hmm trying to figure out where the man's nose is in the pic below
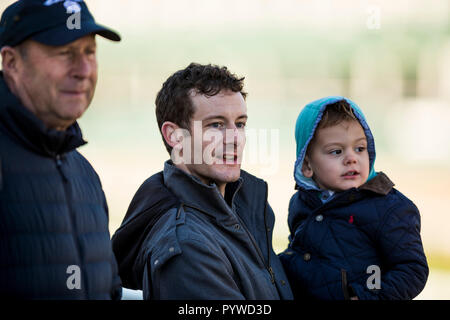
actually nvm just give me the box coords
[71,53,96,79]
[224,126,239,144]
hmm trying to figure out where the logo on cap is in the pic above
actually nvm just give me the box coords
[44,0,82,13]
[42,0,83,30]
[64,1,82,13]
[44,0,81,6]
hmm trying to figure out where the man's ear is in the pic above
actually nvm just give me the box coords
[301,155,314,178]
[1,46,21,76]
[161,121,183,149]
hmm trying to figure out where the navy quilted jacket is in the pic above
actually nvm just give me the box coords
[0,73,121,299]
[279,173,428,300]
[279,96,428,300]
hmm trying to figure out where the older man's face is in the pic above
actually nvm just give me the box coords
[13,35,97,130]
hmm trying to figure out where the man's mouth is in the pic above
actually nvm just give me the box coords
[61,90,86,96]
[223,154,238,163]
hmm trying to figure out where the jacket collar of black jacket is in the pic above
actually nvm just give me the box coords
[0,72,86,157]
[163,160,244,222]
[111,163,270,289]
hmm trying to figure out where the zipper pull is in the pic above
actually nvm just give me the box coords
[56,154,62,166]
[268,267,275,284]
[55,154,68,182]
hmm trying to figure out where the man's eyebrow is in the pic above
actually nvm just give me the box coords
[202,114,248,122]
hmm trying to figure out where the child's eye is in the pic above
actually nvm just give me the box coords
[356,146,366,152]
[329,149,342,155]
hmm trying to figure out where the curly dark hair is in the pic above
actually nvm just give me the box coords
[307,99,359,156]
[155,63,247,154]
[319,99,357,129]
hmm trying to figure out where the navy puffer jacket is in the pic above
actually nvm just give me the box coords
[0,73,121,299]
[279,173,428,300]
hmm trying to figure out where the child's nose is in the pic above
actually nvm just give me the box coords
[344,152,357,165]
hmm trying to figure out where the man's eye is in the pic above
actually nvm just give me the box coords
[236,122,246,129]
[209,122,223,129]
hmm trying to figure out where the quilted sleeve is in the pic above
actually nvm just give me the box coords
[350,197,429,300]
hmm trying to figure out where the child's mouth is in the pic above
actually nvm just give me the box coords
[342,170,360,178]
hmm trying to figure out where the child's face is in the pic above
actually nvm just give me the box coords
[302,120,370,192]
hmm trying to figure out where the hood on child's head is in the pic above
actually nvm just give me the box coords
[294,96,377,191]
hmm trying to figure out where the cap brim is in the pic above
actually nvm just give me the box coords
[31,21,121,46]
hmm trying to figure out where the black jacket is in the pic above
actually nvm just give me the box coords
[0,72,121,299]
[112,161,293,300]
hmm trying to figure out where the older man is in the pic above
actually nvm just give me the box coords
[0,0,121,299]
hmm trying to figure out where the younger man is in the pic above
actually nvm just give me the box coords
[279,96,428,300]
[112,63,292,300]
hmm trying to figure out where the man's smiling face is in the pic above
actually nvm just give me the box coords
[180,89,247,194]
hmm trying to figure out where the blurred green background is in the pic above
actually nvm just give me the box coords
[1,0,449,299]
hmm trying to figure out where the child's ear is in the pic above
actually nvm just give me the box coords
[301,156,314,178]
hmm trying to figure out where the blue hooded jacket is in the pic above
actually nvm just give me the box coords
[279,96,428,300]
[294,96,377,192]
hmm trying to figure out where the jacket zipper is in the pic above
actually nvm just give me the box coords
[184,182,277,287]
[55,154,87,299]
[293,190,353,232]
[229,181,275,284]
[262,182,275,284]
[233,209,276,285]
[341,269,350,300]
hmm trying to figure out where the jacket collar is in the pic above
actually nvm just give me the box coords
[0,72,86,157]
[300,172,395,209]
[359,171,394,195]
[163,160,243,221]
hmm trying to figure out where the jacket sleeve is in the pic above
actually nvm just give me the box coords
[110,250,123,300]
[350,199,429,300]
[143,238,245,300]
[101,189,122,300]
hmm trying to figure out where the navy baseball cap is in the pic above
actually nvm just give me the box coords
[0,0,121,48]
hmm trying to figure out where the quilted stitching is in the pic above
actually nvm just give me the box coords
[280,173,428,300]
